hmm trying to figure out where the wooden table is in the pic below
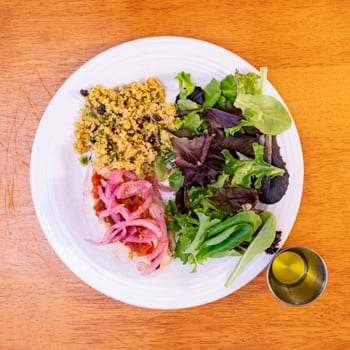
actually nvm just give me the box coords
[1,1,350,349]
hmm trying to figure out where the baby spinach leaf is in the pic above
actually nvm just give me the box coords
[203,78,221,107]
[201,223,252,249]
[205,210,262,238]
[225,211,277,287]
[196,224,253,263]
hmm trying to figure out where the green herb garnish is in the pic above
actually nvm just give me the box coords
[111,152,119,161]
[79,156,89,166]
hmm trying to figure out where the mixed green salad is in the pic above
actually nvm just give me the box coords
[157,67,291,287]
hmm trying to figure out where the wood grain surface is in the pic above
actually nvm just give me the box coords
[1,1,350,349]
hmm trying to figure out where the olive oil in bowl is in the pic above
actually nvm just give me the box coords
[271,251,307,285]
[267,246,327,306]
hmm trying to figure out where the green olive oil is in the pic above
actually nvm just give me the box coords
[267,247,327,305]
[271,251,307,285]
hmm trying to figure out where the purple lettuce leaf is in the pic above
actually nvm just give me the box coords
[201,107,243,129]
[260,135,289,204]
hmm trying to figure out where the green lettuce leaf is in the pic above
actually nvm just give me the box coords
[235,70,263,95]
[203,78,221,107]
[176,71,195,98]
[221,74,237,102]
[176,72,200,111]
[232,93,292,135]
[168,168,184,191]
[222,143,285,188]
[175,111,208,135]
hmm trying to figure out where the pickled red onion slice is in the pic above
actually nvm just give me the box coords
[89,168,172,275]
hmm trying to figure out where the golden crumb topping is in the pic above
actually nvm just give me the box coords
[73,78,176,176]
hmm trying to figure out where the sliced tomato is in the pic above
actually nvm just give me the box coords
[125,241,154,256]
[91,172,104,199]
[123,195,150,218]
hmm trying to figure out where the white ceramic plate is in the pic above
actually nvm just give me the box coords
[30,36,303,309]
